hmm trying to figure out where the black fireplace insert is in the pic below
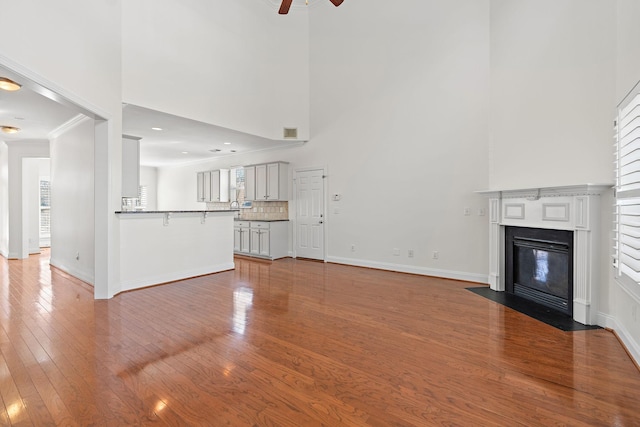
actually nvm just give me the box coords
[505,226,573,316]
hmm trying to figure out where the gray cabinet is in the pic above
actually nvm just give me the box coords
[234,221,288,259]
[197,169,230,202]
[233,221,251,253]
[122,135,141,198]
[244,162,288,201]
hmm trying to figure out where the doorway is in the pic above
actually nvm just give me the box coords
[295,168,325,260]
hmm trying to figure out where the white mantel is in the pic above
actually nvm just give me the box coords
[478,184,612,325]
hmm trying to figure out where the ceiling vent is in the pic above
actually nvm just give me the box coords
[209,149,221,153]
[283,127,298,139]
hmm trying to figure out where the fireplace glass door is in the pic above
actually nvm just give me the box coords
[506,227,573,315]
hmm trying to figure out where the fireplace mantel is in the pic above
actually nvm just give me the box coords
[478,184,612,325]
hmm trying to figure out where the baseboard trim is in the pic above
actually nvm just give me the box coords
[325,256,488,284]
[49,258,95,286]
[596,311,640,369]
[119,262,235,294]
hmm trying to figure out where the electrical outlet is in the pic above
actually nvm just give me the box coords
[408,249,414,258]
[464,207,471,216]
[351,244,356,252]
[478,208,485,216]
[393,248,400,256]
[75,252,80,261]
[432,251,439,259]
[279,207,284,213]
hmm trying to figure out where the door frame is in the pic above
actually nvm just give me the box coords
[293,165,327,261]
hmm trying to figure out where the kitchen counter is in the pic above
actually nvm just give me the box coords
[116,209,240,214]
[234,218,289,222]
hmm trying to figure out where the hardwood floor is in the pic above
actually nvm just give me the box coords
[0,251,639,426]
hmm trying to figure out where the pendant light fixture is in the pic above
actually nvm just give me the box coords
[0,77,21,92]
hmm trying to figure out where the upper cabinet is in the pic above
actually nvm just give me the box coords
[244,166,256,201]
[122,135,141,198]
[245,162,288,201]
[197,169,230,202]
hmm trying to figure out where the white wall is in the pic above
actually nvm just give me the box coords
[122,0,310,141]
[489,0,615,189]
[50,118,95,285]
[0,142,7,257]
[140,166,158,211]
[157,0,492,283]
[0,0,123,298]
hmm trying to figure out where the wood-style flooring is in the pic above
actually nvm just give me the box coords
[0,250,639,426]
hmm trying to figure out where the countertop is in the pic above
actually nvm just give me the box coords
[234,218,290,222]
[115,209,239,214]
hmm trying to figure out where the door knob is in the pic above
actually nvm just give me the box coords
[319,220,324,224]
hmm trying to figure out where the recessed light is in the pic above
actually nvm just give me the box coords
[0,77,21,92]
[1,126,20,134]
[181,151,189,154]
[151,127,163,131]
[223,142,231,145]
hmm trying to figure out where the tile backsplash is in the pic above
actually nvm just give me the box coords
[206,201,289,220]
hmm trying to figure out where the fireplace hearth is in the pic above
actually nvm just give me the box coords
[505,226,573,316]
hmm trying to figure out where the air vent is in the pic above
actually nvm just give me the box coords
[283,127,298,139]
[209,149,221,153]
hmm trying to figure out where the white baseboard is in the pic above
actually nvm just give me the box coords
[119,262,235,294]
[325,256,488,284]
[597,311,640,367]
[49,257,95,286]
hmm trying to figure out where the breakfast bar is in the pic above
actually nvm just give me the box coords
[116,210,238,293]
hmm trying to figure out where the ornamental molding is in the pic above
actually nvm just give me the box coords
[477,184,613,200]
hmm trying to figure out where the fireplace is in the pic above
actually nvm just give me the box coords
[505,226,573,316]
[479,184,611,325]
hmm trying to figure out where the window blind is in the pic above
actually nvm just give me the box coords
[615,82,640,284]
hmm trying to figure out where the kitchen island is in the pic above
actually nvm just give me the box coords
[116,210,238,293]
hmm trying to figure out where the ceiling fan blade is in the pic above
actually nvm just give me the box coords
[279,0,293,14]
[329,0,344,6]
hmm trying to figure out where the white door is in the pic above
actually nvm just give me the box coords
[295,169,325,260]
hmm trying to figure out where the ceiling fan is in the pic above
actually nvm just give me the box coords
[279,0,344,14]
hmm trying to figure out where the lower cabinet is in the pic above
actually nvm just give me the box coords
[233,221,251,253]
[234,221,288,260]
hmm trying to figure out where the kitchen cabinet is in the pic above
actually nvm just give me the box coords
[197,169,230,202]
[244,166,256,201]
[233,221,251,253]
[245,162,288,201]
[234,221,288,259]
[250,226,269,256]
[122,135,141,198]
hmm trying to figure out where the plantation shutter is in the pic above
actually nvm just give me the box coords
[615,82,640,284]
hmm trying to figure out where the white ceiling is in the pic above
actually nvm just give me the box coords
[122,104,303,167]
[0,72,303,168]
[0,82,78,142]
